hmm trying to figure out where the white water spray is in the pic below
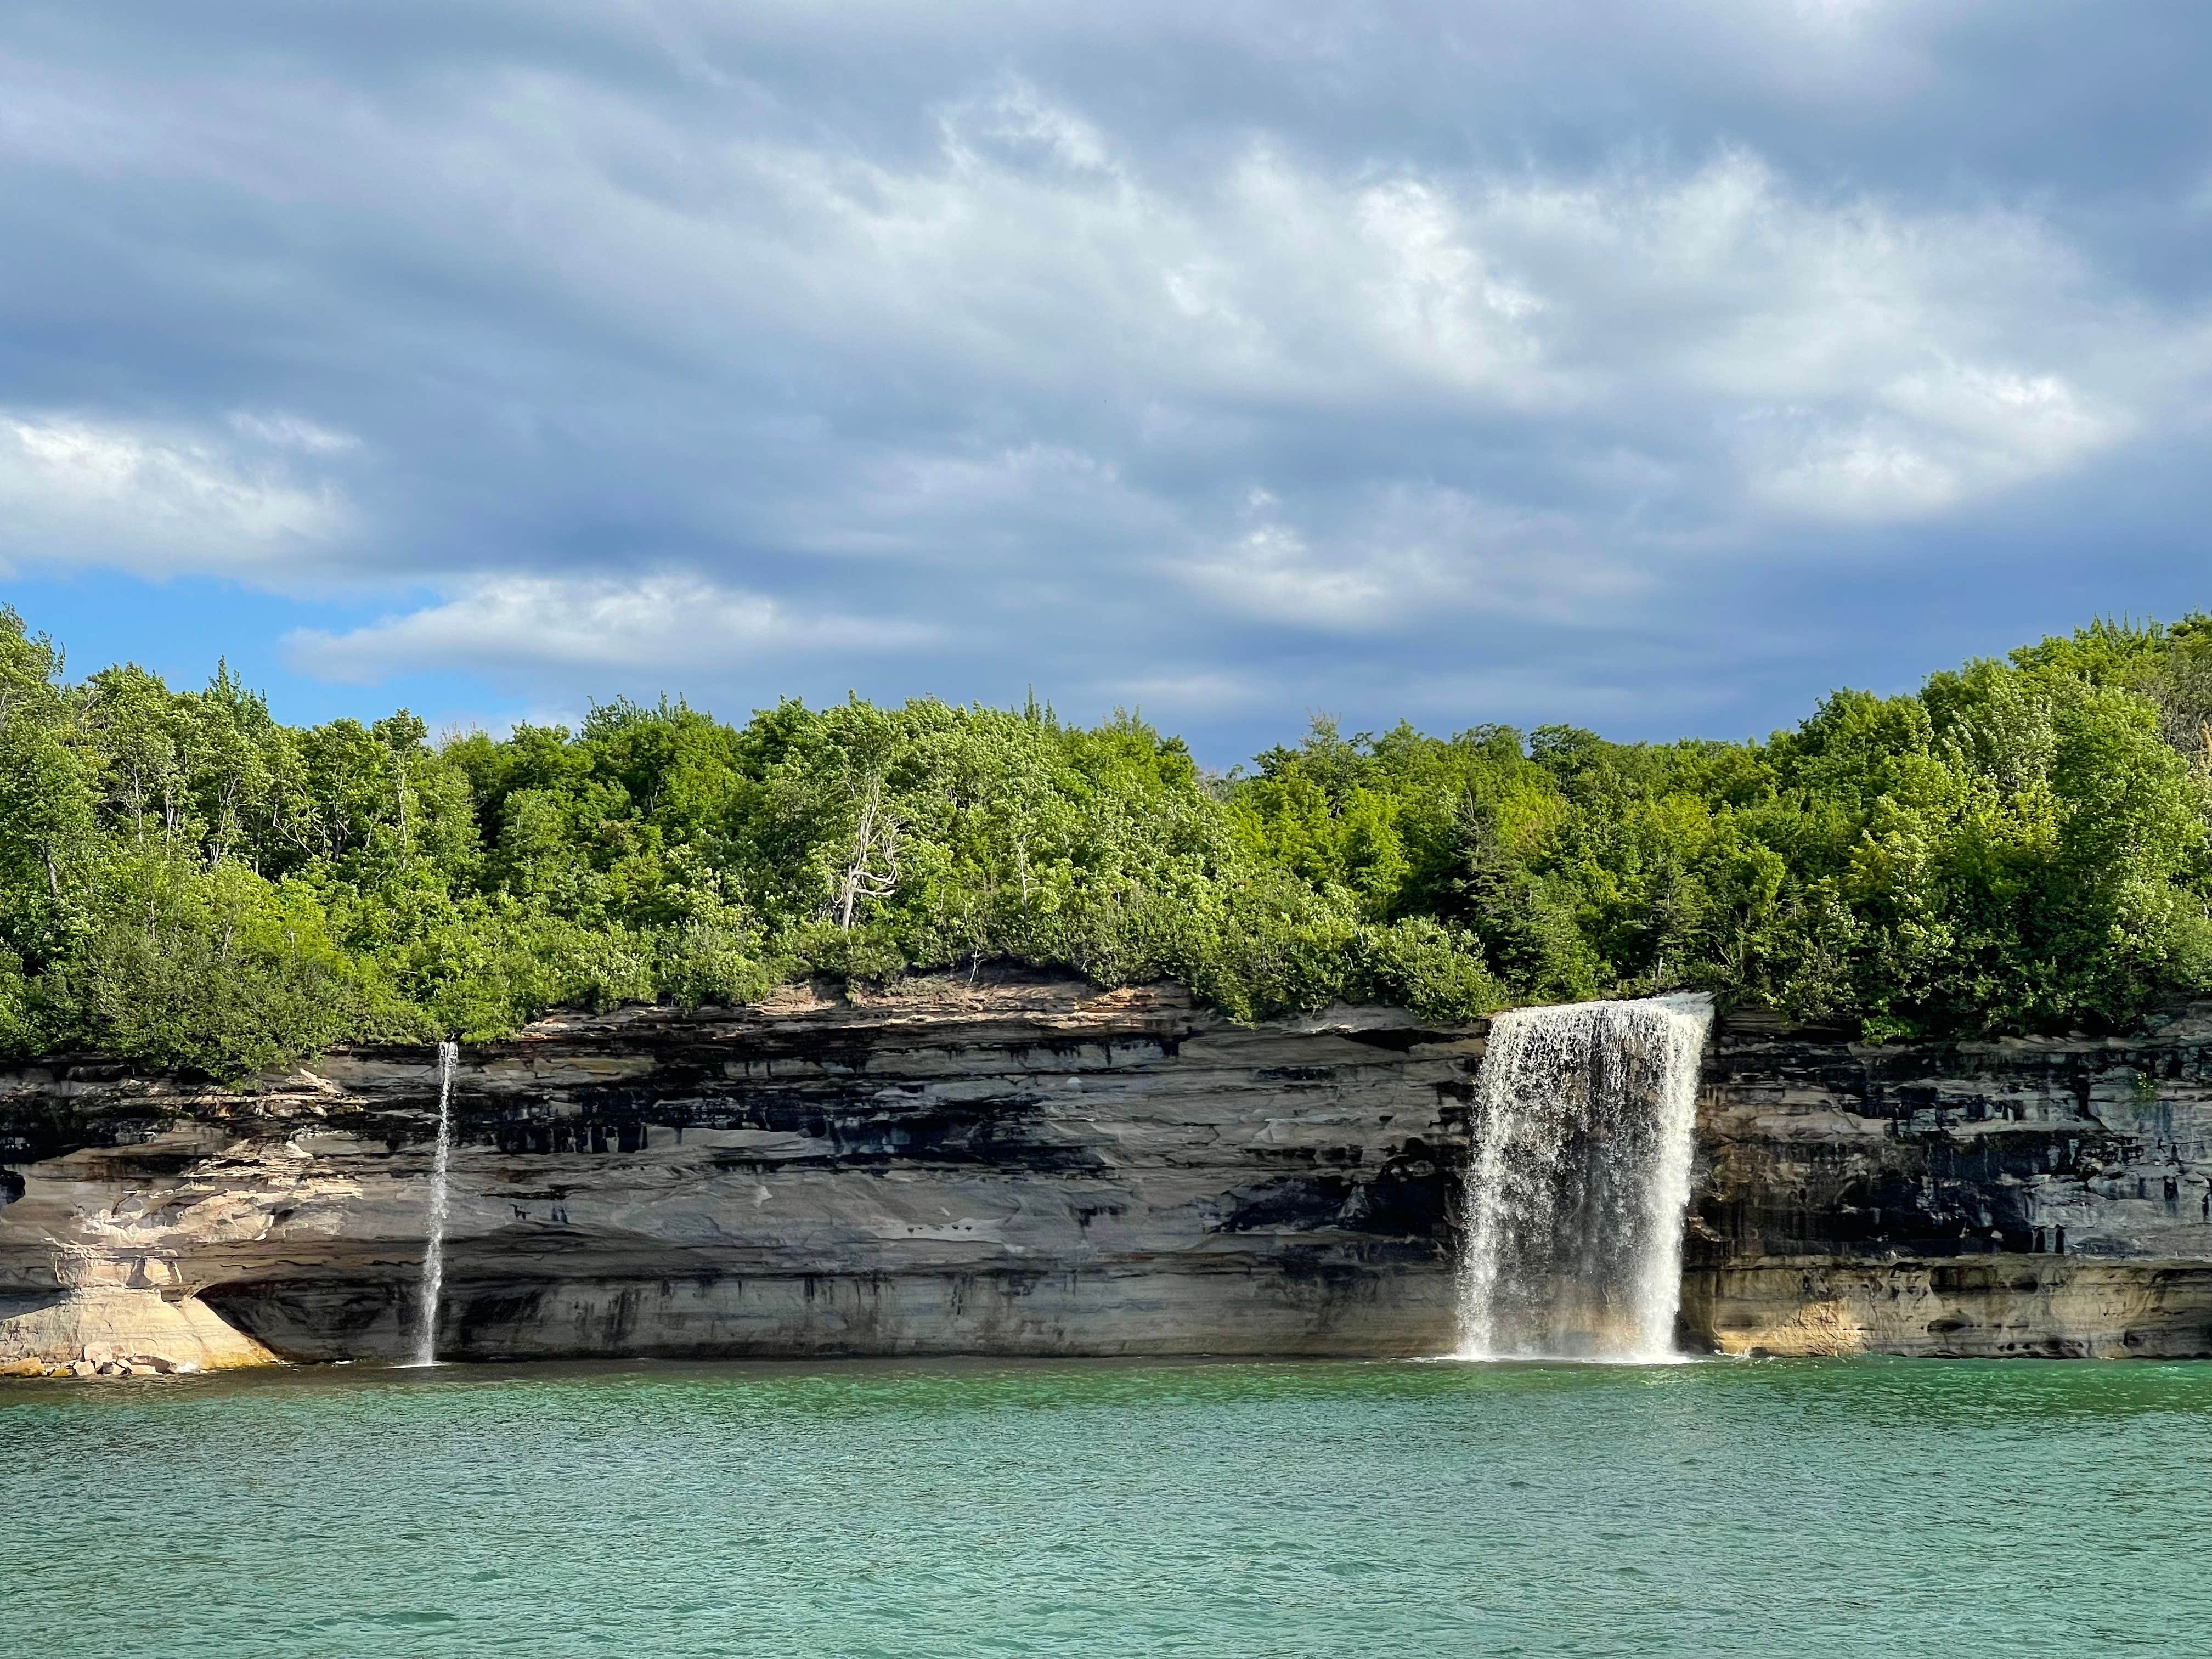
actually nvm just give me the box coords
[1455,994,1713,1362]
[414,1040,458,1367]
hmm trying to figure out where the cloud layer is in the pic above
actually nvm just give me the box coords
[295,573,935,684]
[3,2,2209,750]
[0,411,352,578]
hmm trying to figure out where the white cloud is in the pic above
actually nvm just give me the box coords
[1180,484,1656,630]
[1750,422,1964,520]
[11,64,2187,598]
[1184,519,1397,629]
[227,411,361,454]
[682,117,2161,527]
[0,410,353,577]
[1090,668,1266,714]
[964,78,1119,177]
[4,9,2210,741]
[1743,361,2121,521]
[287,572,938,685]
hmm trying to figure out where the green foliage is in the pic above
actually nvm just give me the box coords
[4,603,2211,1075]
[1352,918,1508,1025]
[1225,619,2212,1039]
[41,856,421,1075]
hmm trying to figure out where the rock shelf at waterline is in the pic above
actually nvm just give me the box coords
[1456,994,1714,1363]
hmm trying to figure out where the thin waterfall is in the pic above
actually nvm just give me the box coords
[414,1040,458,1367]
[1455,994,1713,1362]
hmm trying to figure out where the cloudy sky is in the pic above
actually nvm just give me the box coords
[4,2,2209,760]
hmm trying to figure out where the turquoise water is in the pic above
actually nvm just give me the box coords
[9,1357,2212,1657]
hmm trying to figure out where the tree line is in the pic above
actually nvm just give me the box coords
[5,605,2210,1076]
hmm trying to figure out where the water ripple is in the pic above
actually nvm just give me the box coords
[7,1356,2212,1656]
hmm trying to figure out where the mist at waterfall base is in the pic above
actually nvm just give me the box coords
[11,1357,2212,1657]
[413,1041,458,1369]
[1455,994,1714,1363]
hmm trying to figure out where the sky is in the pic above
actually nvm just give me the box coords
[3,1,2210,763]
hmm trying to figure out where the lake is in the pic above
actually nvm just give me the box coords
[8,1356,2210,1656]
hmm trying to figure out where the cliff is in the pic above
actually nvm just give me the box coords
[8,973,2212,1374]
[0,969,1478,1372]
[1688,1006,2212,1357]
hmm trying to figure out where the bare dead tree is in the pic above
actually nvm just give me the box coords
[834,771,902,929]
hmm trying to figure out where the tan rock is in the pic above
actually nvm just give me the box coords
[1709,1297,1866,1358]
[0,1288,278,1375]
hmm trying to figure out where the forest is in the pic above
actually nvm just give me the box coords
[5,606,2211,1076]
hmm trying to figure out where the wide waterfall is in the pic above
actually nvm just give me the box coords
[413,1040,459,1367]
[1455,994,1713,1362]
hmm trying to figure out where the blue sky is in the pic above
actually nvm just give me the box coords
[4,2,2209,763]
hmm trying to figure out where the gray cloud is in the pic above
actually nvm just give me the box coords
[3,2,2210,753]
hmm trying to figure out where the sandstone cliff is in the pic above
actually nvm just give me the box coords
[1688,1006,2212,1357]
[8,973,2212,1373]
[0,969,1478,1370]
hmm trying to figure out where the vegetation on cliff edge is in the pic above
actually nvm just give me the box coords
[5,606,2210,1075]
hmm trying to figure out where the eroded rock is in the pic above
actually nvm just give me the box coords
[1,969,1481,1367]
[1687,1007,2212,1356]
[9,970,2212,1369]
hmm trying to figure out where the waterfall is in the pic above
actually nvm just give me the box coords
[414,1040,458,1367]
[1455,994,1713,1362]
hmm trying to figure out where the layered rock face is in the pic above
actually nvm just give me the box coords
[10,975,2212,1370]
[0,972,1477,1368]
[1687,1008,2212,1358]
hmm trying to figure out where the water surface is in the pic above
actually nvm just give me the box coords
[9,1356,2210,1656]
